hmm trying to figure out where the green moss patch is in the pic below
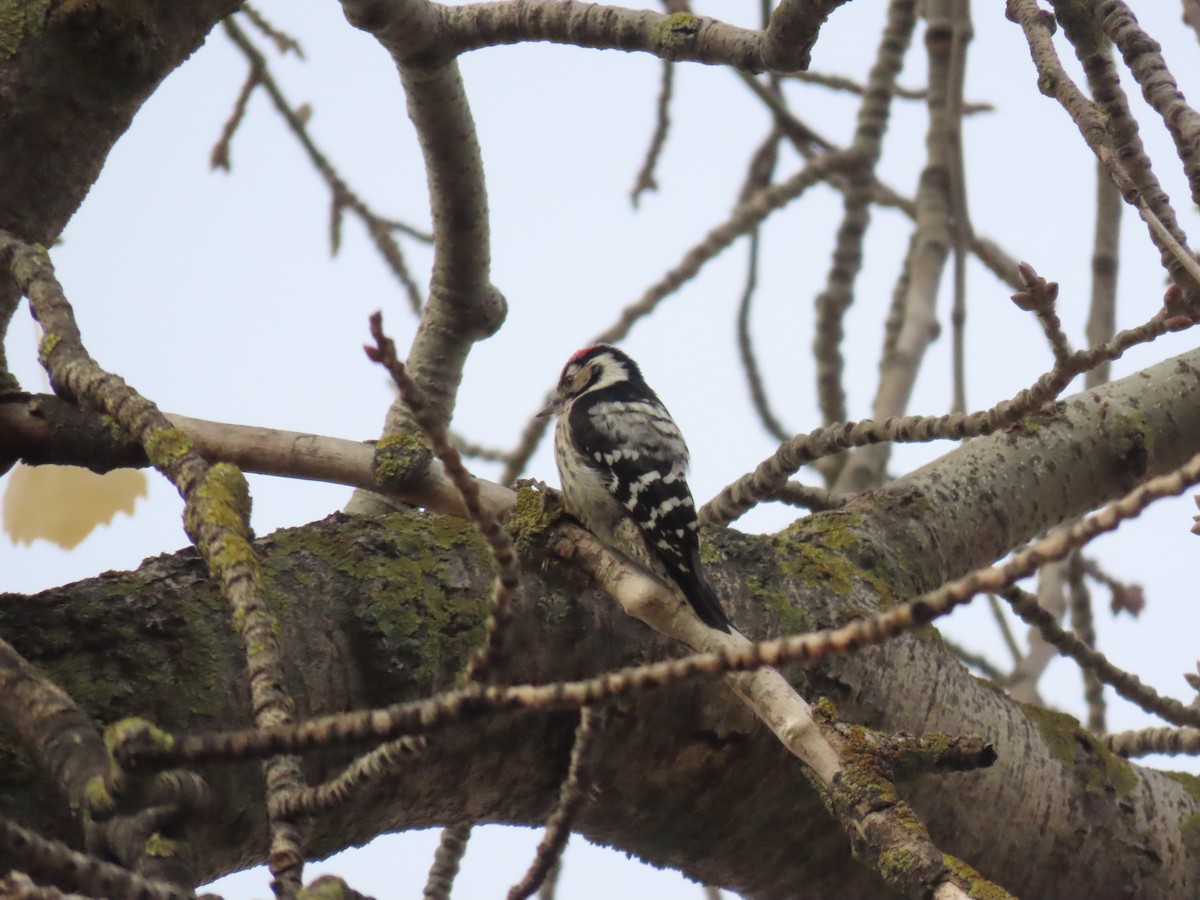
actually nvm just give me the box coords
[1022,704,1136,797]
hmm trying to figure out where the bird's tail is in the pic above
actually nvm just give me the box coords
[677,567,732,633]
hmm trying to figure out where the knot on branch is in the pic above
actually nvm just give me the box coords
[106,717,174,774]
[373,430,435,492]
[471,284,509,339]
[429,284,509,341]
[763,0,850,73]
[654,12,702,60]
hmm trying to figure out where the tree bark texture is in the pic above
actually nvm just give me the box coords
[6,336,1200,898]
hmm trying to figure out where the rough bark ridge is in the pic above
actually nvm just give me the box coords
[0,502,1192,899]
[6,339,1200,897]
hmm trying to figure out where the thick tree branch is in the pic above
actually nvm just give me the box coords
[2,500,1194,898]
[10,338,1200,594]
[441,1,842,72]
[338,0,507,509]
[7,344,1200,894]
[0,395,514,522]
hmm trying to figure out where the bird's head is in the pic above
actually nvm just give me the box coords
[538,344,642,417]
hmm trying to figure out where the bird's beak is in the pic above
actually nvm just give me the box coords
[537,393,562,419]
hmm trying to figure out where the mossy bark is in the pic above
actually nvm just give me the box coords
[2,506,1197,898]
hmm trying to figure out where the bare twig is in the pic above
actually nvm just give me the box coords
[630,60,675,207]
[881,233,916,360]
[367,312,524,896]
[1055,0,1192,304]
[422,823,471,900]
[241,4,304,57]
[537,857,563,900]
[703,294,1184,526]
[737,124,783,204]
[784,69,992,114]
[1185,0,1200,45]
[832,0,958,491]
[1086,164,1122,389]
[220,18,427,314]
[770,480,848,511]
[450,430,514,463]
[941,637,1007,683]
[365,312,522,679]
[0,640,110,836]
[271,736,425,821]
[0,871,92,900]
[1004,585,1191,729]
[0,232,305,896]
[736,229,791,442]
[594,152,854,338]
[1067,552,1106,733]
[812,0,918,428]
[0,817,189,900]
[946,0,974,415]
[1080,557,1145,616]
[1098,1,1200,210]
[506,709,601,900]
[1010,262,1072,365]
[733,121,789,443]
[1009,0,1200,296]
[1107,727,1200,757]
[986,594,1024,666]
[1007,563,1066,704]
[210,63,261,172]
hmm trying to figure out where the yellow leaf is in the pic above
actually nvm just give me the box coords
[3,464,148,549]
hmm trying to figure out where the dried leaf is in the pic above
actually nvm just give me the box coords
[3,464,148,549]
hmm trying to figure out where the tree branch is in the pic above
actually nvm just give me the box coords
[3,498,1193,897]
[338,0,506,506]
[441,2,840,72]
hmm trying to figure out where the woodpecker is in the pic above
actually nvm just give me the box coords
[540,344,732,632]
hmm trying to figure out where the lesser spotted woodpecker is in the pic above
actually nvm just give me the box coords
[540,345,732,632]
